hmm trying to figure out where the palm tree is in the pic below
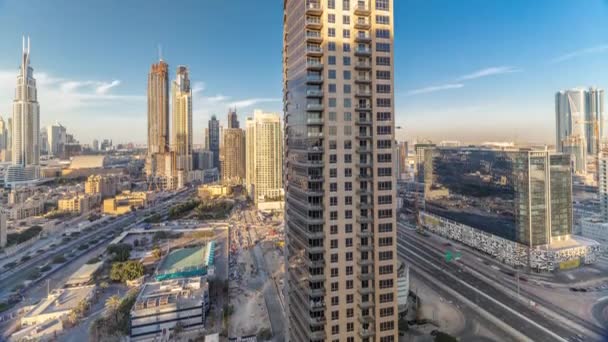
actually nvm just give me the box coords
[105,295,121,324]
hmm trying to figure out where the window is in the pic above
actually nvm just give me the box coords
[329,69,337,79]
[344,98,352,108]
[379,265,393,276]
[377,153,391,163]
[378,195,392,205]
[379,251,393,260]
[331,224,338,234]
[380,321,395,332]
[328,41,336,51]
[330,183,338,192]
[377,140,392,148]
[379,292,393,303]
[377,126,392,135]
[330,211,338,220]
[346,294,354,303]
[331,268,338,277]
[345,181,352,191]
[347,323,354,332]
[344,112,352,121]
[330,154,337,163]
[342,15,350,24]
[344,168,352,177]
[329,98,337,108]
[377,111,391,121]
[330,196,338,206]
[376,29,390,38]
[343,56,351,66]
[378,181,392,190]
[343,0,350,10]
[332,310,339,320]
[345,251,353,260]
[380,337,395,342]
[344,70,351,80]
[376,15,390,24]
[330,168,337,177]
[329,84,337,93]
[379,237,393,246]
[376,0,390,10]
[343,29,350,38]
[344,140,352,149]
[379,223,393,232]
[344,84,351,93]
[345,238,353,247]
[329,111,337,121]
[378,167,392,176]
[380,307,394,317]
[345,196,353,205]
[332,325,339,335]
[345,210,352,219]
[378,209,392,219]
[376,43,391,52]
[328,56,336,65]
[347,308,354,317]
[377,84,391,93]
[328,0,336,9]
[328,28,336,37]
[377,98,391,107]
[345,154,352,163]
[376,70,391,79]
[377,56,391,65]
[343,43,351,52]
[328,14,336,23]
[329,140,337,149]
[331,239,338,249]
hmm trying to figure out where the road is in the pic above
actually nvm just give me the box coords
[397,225,597,342]
[252,244,285,341]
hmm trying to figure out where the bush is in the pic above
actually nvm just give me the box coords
[106,243,132,262]
[110,261,144,283]
[168,199,200,219]
[6,226,43,247]
[144,213,162,223]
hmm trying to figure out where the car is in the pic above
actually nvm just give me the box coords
[570,287,579,292]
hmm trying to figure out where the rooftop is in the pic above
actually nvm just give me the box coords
[64,262,103,287]
[156,242,215,281]
[23,286,95,319]
[131,277,207,317]
[549,235,601,250]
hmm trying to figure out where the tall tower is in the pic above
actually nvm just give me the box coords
[208,115,220,169]
[10,36,40,183]
[283,1,398,341]
[172,66,193,174]
[227,108,239,129]
[220,128,245,184]
[146,57,170,176]
[245,110,283,204]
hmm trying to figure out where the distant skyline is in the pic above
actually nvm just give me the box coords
[0,0,607,145]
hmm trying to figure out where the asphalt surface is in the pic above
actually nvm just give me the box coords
[252,244,285,341]
[397,233,588,342]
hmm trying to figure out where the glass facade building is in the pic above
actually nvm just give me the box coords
[423,148,572,247]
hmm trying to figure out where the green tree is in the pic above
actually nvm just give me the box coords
[105,295,122,324]
[152,246,163,259]
[106,243,132,262]
[110,261,144,283]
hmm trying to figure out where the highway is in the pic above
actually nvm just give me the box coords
[397,225,597,342]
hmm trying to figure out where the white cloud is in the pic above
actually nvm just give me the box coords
[95,80,121,94]
[192,81,206,94]
[457,66,522,81]
[229,98,281,108]
[551,44,608,63]
[406,83,464,96]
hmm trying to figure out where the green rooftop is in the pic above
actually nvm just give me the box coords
[159,246,206,273]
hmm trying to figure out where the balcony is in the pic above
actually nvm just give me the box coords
[356,201,373,209]
[306,117,324,125]
[359,327,375,338]
[307,103,324,111]
[306,2,323,16]
[357,160,372,168]
[358,286,374,295]
[355,75,372,84]
[355,19,371,30]
[355,3,371,16]
[357,174,373,181]
[306,18,323,30]
[356,146,372,153]
[306,62,324,71]
[310,330,326,340]
[307,174,324,182]
[309,245,325,254]
[355,117,372,126]
[355,34,372,43]
[310,300,326,311]
[355,104,372,112]
[357,256,374,265]
[355,61,372,70]
[306,75,323,84]
[307,287,325,297]
[357,243,374,253]
[306,31,323,43]
[307,145,324,153]
[355,90,372,98]
[357,215,373,224]
[309,316,326,327]
[306,46,323,57]
[359,314,375,325]
[306,89,323,98]
[355,47,372,57]
[305,258,325,268]
[356,132,373,140]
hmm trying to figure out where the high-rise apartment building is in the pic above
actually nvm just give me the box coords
[283,1,398,341]
[220,128,245,184]
[0,209,6,248]
[92,139,99,151]
[7,37,40,185]
[600,153,608,221]
[146,58,170,180]
[227,108,239,129]
[208,115,220,170]
[555,87,606,174]
[0,116,7,152]
[47,122,66,157]
[172,66,193,174]
[3,118,12,162]
[245,110,283,204]
[85,174,119,199]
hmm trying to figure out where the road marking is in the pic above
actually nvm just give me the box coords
[398,240,569,342]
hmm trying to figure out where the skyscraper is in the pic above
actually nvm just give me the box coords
[208,115,220,169]
[555,87,606,174]
[283,1,398,340]
[0,116,7,152]
[47,122,67,157]
[7,36,40,184]
[245,110,283,205]
[220,128,245,184]
[227,108,239,129]
[172,66,193,174]
[146,58,170,176]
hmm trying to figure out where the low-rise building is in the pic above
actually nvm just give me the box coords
[103,191,153,215]
[130,277,209,341]
[58,193,101,214]
[8,197,45,220]
[21,285,96,326]
[85,174,119,198]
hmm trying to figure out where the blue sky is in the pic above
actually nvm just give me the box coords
[0,0,607,145]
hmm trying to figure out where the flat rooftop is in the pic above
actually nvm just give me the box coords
[131,277,207,317]
[24,286,95,318]
[156,242,215,281]
[65,262,103,286]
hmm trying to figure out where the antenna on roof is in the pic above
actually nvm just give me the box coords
[158,44,163,61]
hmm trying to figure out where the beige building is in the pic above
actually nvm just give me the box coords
[245,110,284,205]
[220,128,245,184]
[58,193,101,214]
[103,191,153,215]
[146,58,170,175]
[85,174,119,198]
[283,1,398,341]
[171,66,193,175]
[8,197,45,220]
